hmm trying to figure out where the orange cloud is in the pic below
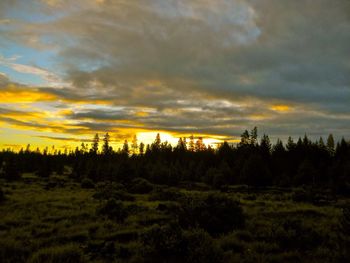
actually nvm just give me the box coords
[270,104,292,112]
[0,85,57,103]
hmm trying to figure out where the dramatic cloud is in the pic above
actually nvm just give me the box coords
[0,0,349,149]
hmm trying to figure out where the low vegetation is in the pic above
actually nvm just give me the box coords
[0,174,348,262]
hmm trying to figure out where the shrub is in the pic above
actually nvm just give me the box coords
[1,159,21,181]
[140,223,185,263]
[128,177,153,194]
[291,188,332,205]
[274,219,323,251]
[97,199,128,222]
[0,187,5,202]
[148,187,184,201]
[80,178,95,189]
[44,176,67,190]
[139,225,223,263]
[29,244,85,263]
[179,193,245,235]
[219,233,245,253]
[184,228,223,263]
[338,204,350,260]
[93,183,134,201]
[156,202,182,214]
[0,239,29,263]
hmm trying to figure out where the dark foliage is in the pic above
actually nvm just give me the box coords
[128,177,153,194]
[140,223,185,263]
[1,157,21,181]
[1,128,349,192]
[96,199,128,222]
[0,187,5,202]
[183,228,223,263]
[179,193,245,235]
[148,187,184,201]
[92,182,134,201]
[80,178,95,189]
[274,219,322,251]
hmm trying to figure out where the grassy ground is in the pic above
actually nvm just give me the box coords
[0,174,348,262]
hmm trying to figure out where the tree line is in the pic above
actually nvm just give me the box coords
[1,127,350,194]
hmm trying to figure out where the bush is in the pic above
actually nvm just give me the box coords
[1,159,21,181]
[179,193,245,235]
[338,204,350,260]
[148,187,184,201]
[140,223,185,263]
[0,187,5,202]
[80,178,95,189]
[291,188,332,205]
[274,219,323,251]
[156,202,182,214]
[139,224,223,263]
[93,182,134,201]
[97,199,128,222]
[0,239,29,263]
[219,233,245,253]
[184,228,223,263]
[128,178,153,194]
[29,244,85,263]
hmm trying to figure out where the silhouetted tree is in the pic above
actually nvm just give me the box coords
[260,134,271,156]
[122,140,129,155]
[2,157,21,181]
[139,142,145,155]
[250,127,258,146]
[195,137,206,152]
[239,130,250,146]
[91,133,99,154]
[286,136,296,151]
[131,135,138,155]
[327,134,335,155]
[188,135,195,152]
[102,133,112,155]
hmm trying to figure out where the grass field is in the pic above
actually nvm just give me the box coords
[0,174,349,262]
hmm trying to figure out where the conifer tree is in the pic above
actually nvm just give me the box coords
[91,133,99,154]
[122,140,129,155]
[102,133,111,155]
[189,135,195,152]
[327,134,335,155]
[131,135,138,154]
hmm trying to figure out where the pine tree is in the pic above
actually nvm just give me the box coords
[250,127,258,146]
[91,133,99,154]
[151,133,161,152]
[102,133,111,155]
[122,140,129,155]
[189,135,195,152]
[273,139,285,154]
[286,136,296,151]
[195,137,206,152]
[327,134,335,155]
[318,137,326,149]
[239,130,250,146]
[139,142,145,155]
[132,135,138,155]
[81,142,88,154]
[260,134,271,155]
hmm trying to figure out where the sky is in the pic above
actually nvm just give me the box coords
[0,0,350,151]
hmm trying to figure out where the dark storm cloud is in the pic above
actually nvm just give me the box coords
[0,0,349,140]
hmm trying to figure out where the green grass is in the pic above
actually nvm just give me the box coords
[0,175,348,262]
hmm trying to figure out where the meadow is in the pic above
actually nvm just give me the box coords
[1,172,349,263]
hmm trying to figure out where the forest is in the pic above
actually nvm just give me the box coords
[0,127,350,262]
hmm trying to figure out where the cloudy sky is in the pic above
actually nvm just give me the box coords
[0,0,349,150]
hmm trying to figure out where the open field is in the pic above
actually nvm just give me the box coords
[1,174,349,263]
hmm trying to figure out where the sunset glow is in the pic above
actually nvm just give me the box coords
[1,0,349,150]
